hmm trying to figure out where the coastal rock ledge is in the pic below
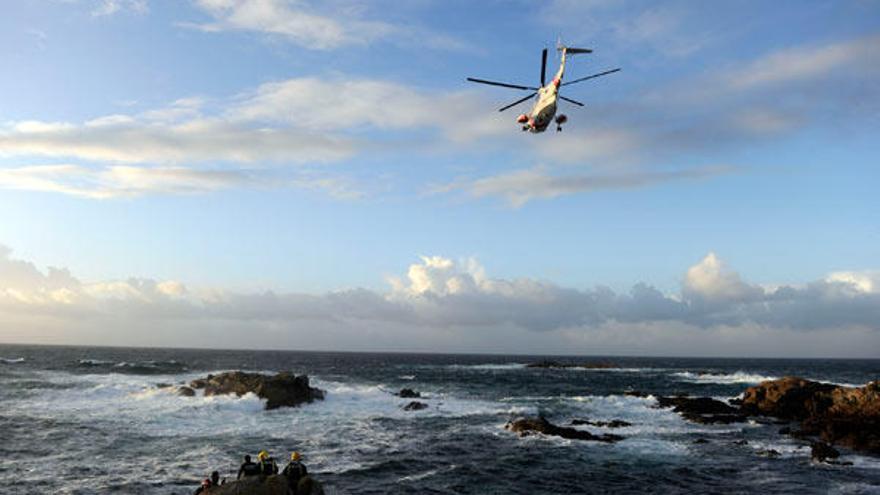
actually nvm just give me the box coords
[189,371,325,410]
[740,377,880,454]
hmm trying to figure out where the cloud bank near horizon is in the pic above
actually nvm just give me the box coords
[1,246,877,357]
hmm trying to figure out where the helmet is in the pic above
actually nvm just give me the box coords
[290,451,301,461]
[258,450,269,460]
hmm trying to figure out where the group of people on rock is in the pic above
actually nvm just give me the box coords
[194,449,309,494]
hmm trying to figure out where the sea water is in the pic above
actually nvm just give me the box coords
[0,345,878,494]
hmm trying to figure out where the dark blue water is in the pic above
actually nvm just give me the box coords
[1,345,878,494]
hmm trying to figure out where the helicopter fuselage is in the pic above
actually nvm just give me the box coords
[519,51,568,133]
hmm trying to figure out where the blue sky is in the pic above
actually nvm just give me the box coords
[0,1,878,356]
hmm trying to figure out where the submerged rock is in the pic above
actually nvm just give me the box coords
[189,371,324,410]
[741,378,880,454]
[570,419,632,428]
[205,474,324,495]
[176,386,195,397]
[655,396,747,424]
[505,417,623,443]
[403,401,428,411]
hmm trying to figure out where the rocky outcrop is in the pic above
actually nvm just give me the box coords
[740,378,880,454]
[176,386,196,397]
[505,417,623,443]
[655,396,746,424]
[189,371,325,410]
[526,360,618,369]
[205,474,324,495]
[397,388,421,398]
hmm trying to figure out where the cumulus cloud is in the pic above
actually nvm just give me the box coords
[1,247,877,356]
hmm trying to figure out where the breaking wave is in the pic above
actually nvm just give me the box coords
[672,371,777,384]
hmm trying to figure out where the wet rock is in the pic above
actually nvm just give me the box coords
[570,419,632,428]
[397,388,421,398]
[741,378,880,454]
[655,396,747,424]
[176,386,195,397]
[206,474,324,495]
[733,440,749,446]
[505,417,624,443]
[623,391,650,398]
[692,438,709,444]
[189,371,324,410]
[811,441,840,463]
[403,401,428,411]
[526,360,618,369]
[756,449,781,458]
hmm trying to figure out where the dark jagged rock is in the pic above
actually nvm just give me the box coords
[811,441,840,463]
[654,396,747,424]
[623,390,650,398]
[403,401,428,411]
[692,438,709,444]
[570,419,632,428]
[741,378,880,454]
[397,388,421,398]
[526,360,618,369]
[205,474,324,495]
[176,386,196,397]
[733,439,749,446]
[505,417,623,443]
[189,371,324,410]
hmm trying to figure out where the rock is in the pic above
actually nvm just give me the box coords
[397,388,420,398]
[741,378,880,454]
[505,417,623,443]
[655,396,747,424]
[811,441,840,463]
[756,449,781,458]
[526,360,618,369]
[623,391,650,398]
[176,386,196,397]
[692,438,709,444]
[733,440,749,446]
[206,474,324,495]
[403,401,428,411]
[189,371,324,410]
[570,419,632,428]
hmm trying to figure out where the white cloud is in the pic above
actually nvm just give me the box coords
[436,165,734,207]
[1,247,877,356]
[91,0,148,17]
[185,0,469,52]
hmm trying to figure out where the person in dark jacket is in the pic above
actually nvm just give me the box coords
[282,451,308,491]
[258,450,278,477]
[237,454,260,479]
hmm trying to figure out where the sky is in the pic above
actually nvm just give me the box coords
[0,0,878,357]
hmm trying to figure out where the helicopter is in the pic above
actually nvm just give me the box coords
[467,45,620,133]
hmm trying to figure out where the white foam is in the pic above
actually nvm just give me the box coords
[672,371,777,384]
[1,357,25,364]
[398,375,415,380]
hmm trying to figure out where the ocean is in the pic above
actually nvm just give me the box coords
[0,345,878,494]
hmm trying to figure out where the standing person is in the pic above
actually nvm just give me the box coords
[282,451,308,492]
[237,454,260,479]
[211,470,223,486]
[258,450,278,477]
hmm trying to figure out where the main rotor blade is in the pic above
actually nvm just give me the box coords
[559,95,585,107]
[498,92,537,112]
[467,78,537,91]
[540,48,547,87]
[561,68,621,87]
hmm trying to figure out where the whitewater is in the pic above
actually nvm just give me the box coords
[0,345,878,494]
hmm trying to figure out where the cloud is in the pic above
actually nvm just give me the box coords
[1,247,877,356]
[435,165,734,207]
[91,0,148,17]
[184,0,469,51]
